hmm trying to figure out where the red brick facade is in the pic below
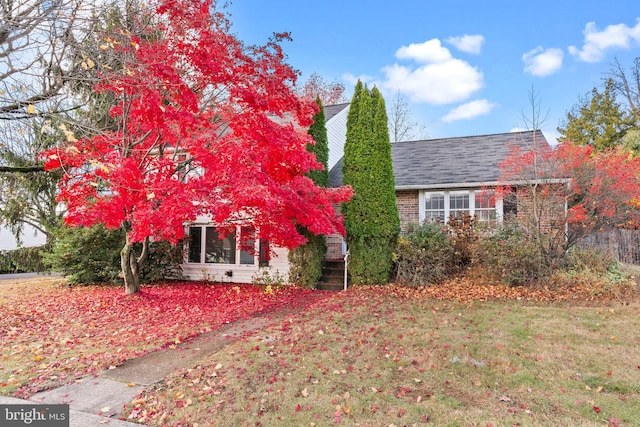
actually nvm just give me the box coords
[396,190,420,232]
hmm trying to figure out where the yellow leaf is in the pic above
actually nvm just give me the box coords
[26,105,36,114]
[87,59,95,68]
[81,62,88,70]
[301,387,308,397]
[127,382,136,387]
[100,44,109,50]
[63,130,77,143]
[33,355,42,362]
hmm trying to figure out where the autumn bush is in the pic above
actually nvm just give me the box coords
[45,225,123,284]
[288,230,326,288]
[470,221,548,286]
[394,222,454,287]
[0,245,50,273]
[45,225,184,284]
[551,247,630,294]
[446,214,478,271]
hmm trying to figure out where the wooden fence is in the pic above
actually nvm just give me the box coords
[577,229,640,265]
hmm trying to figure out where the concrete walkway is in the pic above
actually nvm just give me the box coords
[6,292,330,426]
[0,272,60,282]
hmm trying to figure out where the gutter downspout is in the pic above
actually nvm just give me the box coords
[343,250,349,291]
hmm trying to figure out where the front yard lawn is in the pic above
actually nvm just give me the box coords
[126,282,640,426]
[1,277,639,426]
[0,277,322,398]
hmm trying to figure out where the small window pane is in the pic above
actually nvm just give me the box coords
[188,227,202,263]
[475,191,497,226]
[240,227,256,265]
[450,193,470,217]
[259,239,270,267]
[205,227,236,264]
[475,192,495,209]
[425,193,445,222]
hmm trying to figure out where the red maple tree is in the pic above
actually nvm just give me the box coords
[41,0,351,294]
[498,139,640,256]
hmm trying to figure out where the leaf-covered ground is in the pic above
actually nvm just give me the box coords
[124,281,640,426]
[0,278,323,398]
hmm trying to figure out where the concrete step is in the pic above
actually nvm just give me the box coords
[315,281,345,291]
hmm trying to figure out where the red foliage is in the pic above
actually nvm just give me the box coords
[0,281,325,397]
[498,141,640,244]
[41,0,350,250]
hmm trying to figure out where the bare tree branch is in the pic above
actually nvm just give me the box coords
[387,91,428,142]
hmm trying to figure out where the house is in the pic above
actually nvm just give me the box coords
[180,100,551,283]
[323,103,350,171]
[322,128,552,262]
[330,129,551,230]
[180,103,353,283]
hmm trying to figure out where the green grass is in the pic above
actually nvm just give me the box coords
[125,287,640,426]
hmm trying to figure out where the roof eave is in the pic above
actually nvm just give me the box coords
[394,177,571,191]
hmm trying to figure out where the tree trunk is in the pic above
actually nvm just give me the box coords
[121,235,140,294]
[120,231,150,294]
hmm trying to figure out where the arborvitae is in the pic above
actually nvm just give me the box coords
[343,82,399,285]
[306,97,329,187]
[288,97,329,287]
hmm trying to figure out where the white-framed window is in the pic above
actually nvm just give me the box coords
[420,189,498,224]
[424,192,445,222]
[474,191,497,225]
[187,225,267,266]
[449,191,470,218]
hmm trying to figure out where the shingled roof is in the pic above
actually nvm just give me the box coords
[329,130,550,189]
[323,103,349,122]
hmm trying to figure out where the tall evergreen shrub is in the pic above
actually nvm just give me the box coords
[343,82,399,284]
[288,97,329,287]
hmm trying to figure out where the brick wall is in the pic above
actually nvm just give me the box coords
[325,234,344,261]
[515,185,566,239]
[396,190,419,232]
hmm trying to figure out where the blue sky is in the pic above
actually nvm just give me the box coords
[227,0,640,143]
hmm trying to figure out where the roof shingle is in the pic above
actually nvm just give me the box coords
[330,130,549,189]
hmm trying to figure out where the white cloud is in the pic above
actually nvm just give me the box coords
[383,60,483,104]
[395,39,452,63]
[342,72,375,87]
[569,18,640,63]
[446,34,485,54]
[441,99,496,122]
[522,47,563,77]
[379,39,484,105]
